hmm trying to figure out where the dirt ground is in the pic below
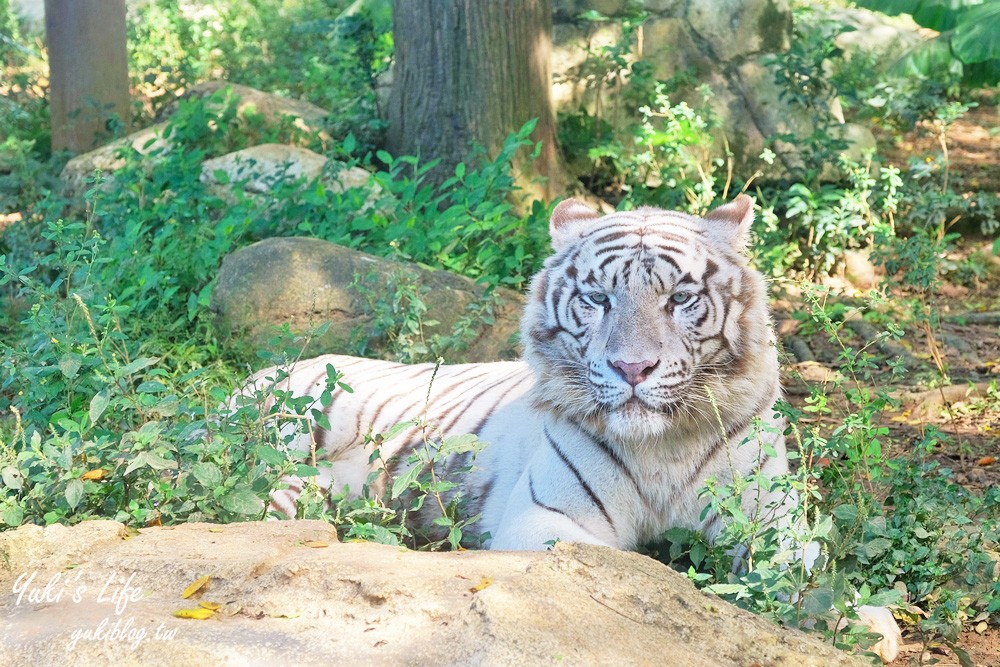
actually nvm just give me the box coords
[880,92,1000,193]
[777,269,999,666]
[777,96,1000,664]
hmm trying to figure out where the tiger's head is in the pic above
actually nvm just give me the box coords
[522,195,779,443]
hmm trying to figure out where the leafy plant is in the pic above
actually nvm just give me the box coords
[556,10,721,211]
[648,288,1000,654]
[855,0,1000,86]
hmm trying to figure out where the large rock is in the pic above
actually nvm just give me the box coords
[200,143,377,205]
[60,81,330,197]
[211,237,523,363]
[552,0,797,171]
[59,123,172,197]
[155,81,330,137]
[549,0,892,175]
[0,520,867,666]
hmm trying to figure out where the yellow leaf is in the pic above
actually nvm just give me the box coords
[208,528,224,533]
[181,575,211,599]
[470,577,492,593]
[173,608,215,620]
[81,469,107,481]
[302,540,328,548]
[198,601,222,611]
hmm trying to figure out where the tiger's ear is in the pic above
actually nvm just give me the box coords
[703,194,755,250]
[550,198,600,251]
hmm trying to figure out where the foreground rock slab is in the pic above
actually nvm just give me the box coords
[0,520,864,666]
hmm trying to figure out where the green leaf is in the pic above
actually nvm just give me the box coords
[813,515,834,539]
[294,464,320,477]
[143,452,176,470]
[953,3,1000,63]
[704,583,746,596]
[390,465,422,500]
[861,537,893,559]
[256,445,286,466]
[136,380,167,393]
[865,589,903,607]
[87,389,111,426]
[119,356,159,378]
[342,133,356,154]
[191,462,223,488]
[361,524,401,546]
[832,504,858,523]
[2,504,24,527]
[125,451,176,475]
[212,168,230,185]
[152,395,179,417]
[2,466,23,490]
[853,0,969,32]
[800,586,835,617]
[311,409,331,431]
[380,421,415,442]
[220,487,265,515]
[440,433,484,455]
[945,640,975,667]
[65,478,84,510]
[58,354,82,379]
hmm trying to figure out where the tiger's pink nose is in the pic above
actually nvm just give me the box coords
[609,359,658,386]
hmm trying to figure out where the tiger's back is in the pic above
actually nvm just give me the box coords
[247,354,534,522]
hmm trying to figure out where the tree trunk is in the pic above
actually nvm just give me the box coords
[387,0,564,202]
[45,0,130,152]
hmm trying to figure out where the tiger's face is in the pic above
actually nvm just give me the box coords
[522,196,776,442]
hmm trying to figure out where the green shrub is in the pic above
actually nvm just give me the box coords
[855,0,1000,87]
[128,0,391,151]
[648,289,1000,653]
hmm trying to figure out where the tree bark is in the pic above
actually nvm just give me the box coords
[387,0,564,202]
[45,0,130,152]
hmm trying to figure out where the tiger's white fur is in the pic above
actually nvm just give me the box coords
[241,195,900,660]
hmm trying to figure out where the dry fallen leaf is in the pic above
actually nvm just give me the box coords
[173,608,215,620]
[198,601,222,611]
[302,540,328,548]
[81,469,107,481]
[469,577,492,593]
[208,528,224,533]
[181,575,211,599]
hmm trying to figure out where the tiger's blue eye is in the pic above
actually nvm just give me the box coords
[585,292,609,306]
[671,292,694,305]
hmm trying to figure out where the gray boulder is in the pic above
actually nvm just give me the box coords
[550,0,888,176]
[211,237,523,363]
[199,143,378,208]
[0,520,867,667]
[60,81,331,197]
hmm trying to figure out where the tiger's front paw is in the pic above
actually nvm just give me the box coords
[854,605,901,663]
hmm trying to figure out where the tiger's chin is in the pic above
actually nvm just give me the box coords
[602,400,674,443]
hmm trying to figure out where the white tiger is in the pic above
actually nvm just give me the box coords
[240,195,900,661]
